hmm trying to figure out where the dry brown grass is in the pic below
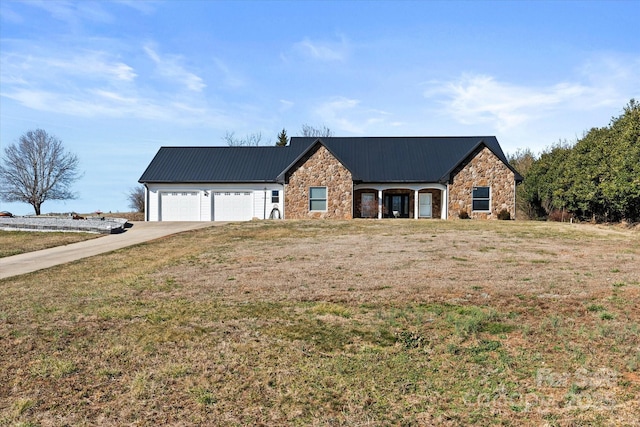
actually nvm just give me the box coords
[0,230,101,258]
[1,220,639,426]
[101,212,144,222]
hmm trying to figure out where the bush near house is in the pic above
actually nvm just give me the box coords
[511,100,640,223]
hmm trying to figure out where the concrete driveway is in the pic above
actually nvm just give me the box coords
[0,221,216,280]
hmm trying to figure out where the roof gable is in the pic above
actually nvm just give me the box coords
[139,136,522,184]
[285,136,520,183]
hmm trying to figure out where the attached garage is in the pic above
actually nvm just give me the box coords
[160,191,201,221]
[139,146,302,222]
[213,191,254,221]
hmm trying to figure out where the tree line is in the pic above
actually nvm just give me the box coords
[509,100,640,222]
[222,124,334,147]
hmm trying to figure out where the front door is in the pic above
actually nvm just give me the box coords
[419,193,432,218]
[384,194,409,218]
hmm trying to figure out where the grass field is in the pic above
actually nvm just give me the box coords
[1,220,639,426]
[0,231,100,258]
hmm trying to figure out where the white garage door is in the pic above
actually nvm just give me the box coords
[214,191,253,221]
[160,192,200,221]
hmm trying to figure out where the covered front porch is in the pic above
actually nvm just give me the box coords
[353,184,447,219]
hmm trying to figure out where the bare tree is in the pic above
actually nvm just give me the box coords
[300,124,334,138]
[127,185,145,213]
[223,131,263,146]
[0,129,81,215]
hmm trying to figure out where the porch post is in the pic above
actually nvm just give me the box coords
[378,189,383,219]
[441,187,448,219]
[414,190,419,219]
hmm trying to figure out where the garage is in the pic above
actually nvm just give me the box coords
[213,191,254,221]
[160,192,200,221]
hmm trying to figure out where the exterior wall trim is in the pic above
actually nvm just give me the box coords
[354,183,446,192]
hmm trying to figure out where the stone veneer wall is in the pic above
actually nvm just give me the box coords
[285,145,353,219]
[448,146,516,220]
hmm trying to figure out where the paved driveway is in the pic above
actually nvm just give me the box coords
[0,222,216,280]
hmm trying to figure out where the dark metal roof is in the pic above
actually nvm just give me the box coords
[283,136,522,183]
[139,137,522,184]
[138,145,308,183]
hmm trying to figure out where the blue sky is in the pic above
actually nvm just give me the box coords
[1,0,639,215]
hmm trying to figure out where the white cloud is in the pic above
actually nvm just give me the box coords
[421,56,640,153]
[1,50,136,84]
[292,36,348,62]
[424,74,596,132]
[314,97,392,134]
[0,46,225,126]
[113,0,157,15]
[423,55,640,135]
[212,58,244,89]
[144,45,206,92]
[26,0,114,26]
[0,3,24,24]
[279,99,294,111]
[2,85,233,128]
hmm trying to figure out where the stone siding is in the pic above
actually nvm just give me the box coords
[285,145,353,219]
[448,146,516,220]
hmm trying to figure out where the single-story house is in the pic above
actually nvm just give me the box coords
[138,136,522,222]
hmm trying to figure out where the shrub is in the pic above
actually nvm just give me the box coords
[497,209,511,220]
[458,210,470,219]
[547,209,574,222]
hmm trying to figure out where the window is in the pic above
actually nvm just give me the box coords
[271,190,280,204]
[472,186,490,211]
[309,186,327,211]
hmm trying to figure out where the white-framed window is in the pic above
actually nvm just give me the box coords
[309,186,327,211]
[271,190,280,204]
[472,186,491,211]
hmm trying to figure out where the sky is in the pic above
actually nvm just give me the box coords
[1,0,639,215]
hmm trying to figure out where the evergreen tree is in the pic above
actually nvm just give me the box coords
[521,99,639,222]
[276,128,289,146]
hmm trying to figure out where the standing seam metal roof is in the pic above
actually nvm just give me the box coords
[139,137,522,183]
[138,145,309,183]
